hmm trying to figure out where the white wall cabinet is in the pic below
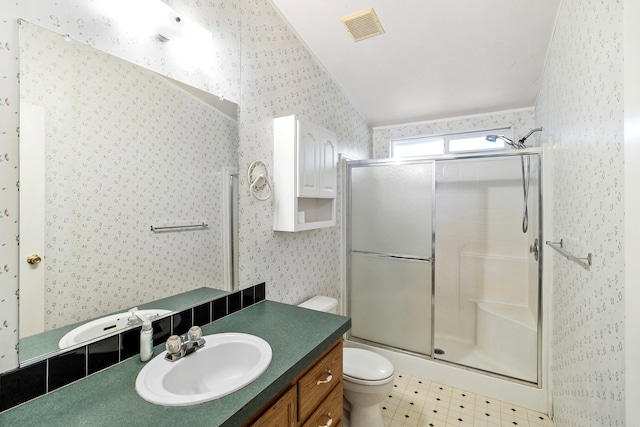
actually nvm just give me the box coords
[274,115,337,231]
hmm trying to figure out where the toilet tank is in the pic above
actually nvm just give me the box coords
[298,296,338,314]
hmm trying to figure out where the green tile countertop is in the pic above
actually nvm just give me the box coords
[1,300,351,427]
[19,287,229,362]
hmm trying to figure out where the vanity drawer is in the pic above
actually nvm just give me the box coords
[300,380,343,427]
[297,340,343,423]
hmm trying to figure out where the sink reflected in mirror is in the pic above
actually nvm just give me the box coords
[57,309,172,349]
[18,287,230,363]
[135,333,272,406]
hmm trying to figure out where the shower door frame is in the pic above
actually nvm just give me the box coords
[344,147,544,388]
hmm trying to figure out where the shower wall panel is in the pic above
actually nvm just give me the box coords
[434,156,539,383]
[434,158,530,342]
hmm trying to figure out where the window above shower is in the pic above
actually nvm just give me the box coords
[390,127,514,158]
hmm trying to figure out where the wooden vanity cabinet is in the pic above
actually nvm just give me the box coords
[249,385,297,427]
[246,339,343,427]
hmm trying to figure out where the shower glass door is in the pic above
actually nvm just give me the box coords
[348,161,434,355]
[432,155,540,383]
[346,153,542,385]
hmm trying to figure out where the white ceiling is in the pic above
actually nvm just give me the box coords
[269,0,561,127]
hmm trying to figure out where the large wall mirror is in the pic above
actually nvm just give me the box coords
[18,21,239,364]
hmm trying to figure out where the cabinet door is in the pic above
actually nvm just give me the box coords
[250,385,296,427]
[318,133,336,198]
[297,121,319,197]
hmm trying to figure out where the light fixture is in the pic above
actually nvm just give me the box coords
[94,0,211,43]
[155,16,182,42]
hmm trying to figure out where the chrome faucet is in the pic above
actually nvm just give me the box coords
[164,326,206,362]
[125,308,163,327]
[125,307,145,327]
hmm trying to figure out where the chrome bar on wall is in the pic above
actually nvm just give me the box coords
[545,239,592,268]
[150,223,209,232]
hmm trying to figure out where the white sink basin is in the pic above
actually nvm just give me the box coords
[135,333,272,406]
[58,309,172,349]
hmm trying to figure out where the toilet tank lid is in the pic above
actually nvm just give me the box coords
[298,296,338,312]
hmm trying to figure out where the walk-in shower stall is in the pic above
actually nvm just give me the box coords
[345,148,546,407]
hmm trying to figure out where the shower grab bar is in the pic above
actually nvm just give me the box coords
[351,250,432,262]
[545,239,592,267]
[150,223,209,232]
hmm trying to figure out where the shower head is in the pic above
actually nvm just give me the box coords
[485,134,519,148]
[486,127,543,150]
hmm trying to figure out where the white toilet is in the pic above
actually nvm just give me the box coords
[298,296,395,427]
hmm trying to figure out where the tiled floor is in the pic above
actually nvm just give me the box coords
[379,372,554,427]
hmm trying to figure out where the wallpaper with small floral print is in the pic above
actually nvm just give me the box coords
[236,0,371,305]
[0,0,372,373]
[535,0,625,426]
[0,18,20,373]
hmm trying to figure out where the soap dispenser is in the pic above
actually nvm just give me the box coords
[139,317,154,362]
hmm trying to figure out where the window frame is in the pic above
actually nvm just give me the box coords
[389,127,514,158]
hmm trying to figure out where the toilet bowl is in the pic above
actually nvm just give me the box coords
[298,296,395,427]
[343,347,394,427]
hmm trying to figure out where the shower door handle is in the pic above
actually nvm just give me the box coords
[529,238,539,261]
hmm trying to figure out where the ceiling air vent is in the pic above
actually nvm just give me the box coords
[340,7,385,42]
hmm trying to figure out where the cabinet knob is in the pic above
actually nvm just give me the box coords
[27,254,42,265]
[316,370,333,385]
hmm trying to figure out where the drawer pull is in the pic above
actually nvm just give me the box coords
[316,371,333,385]
[319,412,333,427]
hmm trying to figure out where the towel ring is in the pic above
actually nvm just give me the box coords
[248,160,272,201]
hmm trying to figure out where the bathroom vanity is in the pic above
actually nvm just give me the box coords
[245,338,343,427]
[0,301,350,426]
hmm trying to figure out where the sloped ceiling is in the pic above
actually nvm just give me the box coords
[270,0,561,127]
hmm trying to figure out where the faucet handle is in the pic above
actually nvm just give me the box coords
[188,326,202,342]
[165,335,182,354]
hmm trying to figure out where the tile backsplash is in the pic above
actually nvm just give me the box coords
[0,282,265,413]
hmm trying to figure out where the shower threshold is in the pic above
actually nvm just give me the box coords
[433,337,536,383]
[344,338,548,413]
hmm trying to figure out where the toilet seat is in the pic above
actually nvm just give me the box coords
[343,348,394,385]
